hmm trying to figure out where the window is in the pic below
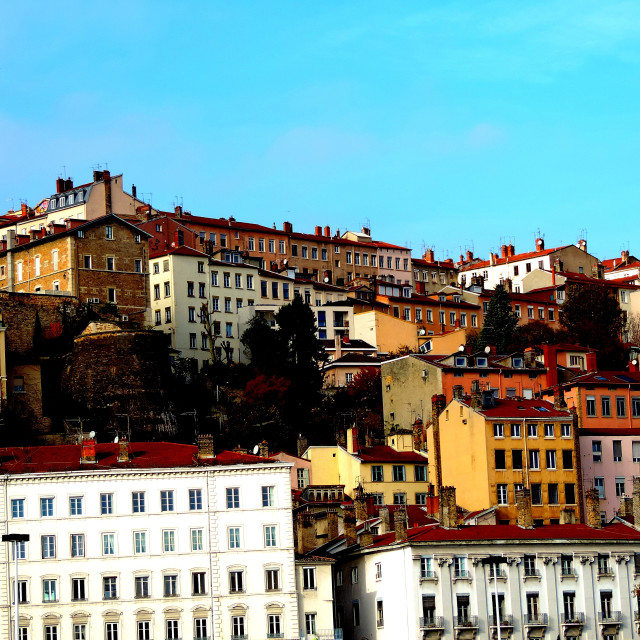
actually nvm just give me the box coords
[229,570,244,593]
[192,571,206,595]
[189,333,197,349]
[371,465,383,482]
[544,424,554,438]
[42,578,58,602]
[561,423,571,438]
[415,465,427,481]
[72,577,86,601]
[303,566,316,590]
[586,395,596,416]
[512,449,523,470]
[264,525,277,547]
[259,238,266,252]
[497,484,508,505]
[134,531,147,554]
[45,626,59,640]
[565,483,576,504]
[494,423,505,438]
[191,528,203,551]
[393,492,406,504]
[634,441,640,463]
[453,556,467,578]
[189,489,202,510]
[102,533,115,555]
[531,483,542,505]
[137,621,150,640]
[194,619,208,640]
[161,490,175,512]
[106,256,115,271]
[494,449,506,469]
[376,600,384,627]
[231,615,246,639]
[601,396,611,417]
[613,440,622,462]
[11,498,24,519]
[392,465,406,481]
[616,477,625,497]
[103,576,117,599]
[41,497,54,517]
[304,613,317,636]
[546,450,557,469]
[132,491,146,513]
[595,477,605,499]
[106,225,113,240]
[511,423,521,438]
[226,487,240,509]
[262,486,275,507]
[41,535,55,558]
[164,574,178,596]
[71,533,85,557]
[600,590,613,619]
[527,423,538,438]
[265,568,280,591]
[225,322,233,338]
[163,530,176,552]
[69,495,83,516]
[268,614,282,637]
[107,287,116,303]
[529,450,540,470]
[598,554,611,575]
[353,601,360,626]
[592,441,602,463]
[228,527,241,549]
[548,483,559,504]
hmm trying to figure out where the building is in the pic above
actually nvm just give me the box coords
[0,436,325,640]
[382,350,549,431]
[412,249,459,295]
[0,214,151,322]
[430,392,581,524]
[303,428,430,507]
[331,508,640,640]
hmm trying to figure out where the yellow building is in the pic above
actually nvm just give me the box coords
[429,389,582,524]
[302,428,431,506]
[351,309,418,354]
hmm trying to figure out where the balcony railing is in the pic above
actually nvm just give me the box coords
[314,630,342,640]
[420,570,437,581]
[560,568,577,578]
[420,616,444,629]
[523,568,541,578]
[598,611,622,623]
[454,616,479,628]
[561,612,585,624]
[231,636,248,640]
[267,634,285,639]
[488,568,507,579]
[489,615,514,627]
[453,569,471,580]
[524,613,548,626]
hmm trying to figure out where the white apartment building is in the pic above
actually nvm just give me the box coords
[332,518,640,640]
[0,437,308,640]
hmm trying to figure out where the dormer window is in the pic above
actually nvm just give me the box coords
[50,199,56,209]
[513,357,524,368]
[476,357,488,367]
[453,295,461,303]
[438,295,446,302]
[455,356,466,367]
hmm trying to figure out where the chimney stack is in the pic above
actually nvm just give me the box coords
[542,345,558,388]
[296,434,308,457]
[452,385,464,400]
[618,496,633,518]
[431,394,446,489]
[501,244,508,258]
[535,237,545,252]
[80,434,97,464]
[578,239,587,252]
[354,487,368,521]
[559,508,576,524]
[334,333,342,360]
[132,184,137,199]
[197,434,215,461]
[439,486,458,528]
[314,225,322,236]
[327,508,339,540]
[343,505,357,546]
[297,511,316,554]
[259,440,269,458]
[117,439,130,463]
[633,476,640,526]
[283,221,293,233]
[585,352,597,373]
[424,248,435,263]
[378,507,391,533]
[515,488,533,528]
[466,250,474,262]
[585,488,602,529]
[507,243,515,257]
[470,380,482,410]
[553,385,567,409]
[524,347,536,367]
[360,522,375,547]
[413,418,424,450]
[324,225,331,237]
[394,507,408,543]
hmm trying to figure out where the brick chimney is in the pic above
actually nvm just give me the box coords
[283,221,293,233]
[117,439,130,463]
[324,226,331,237]
[424,248,435,263]
[633,477,640,526]
[553,385,567,409]
[585,488,601,529]
[452,385,464,400]
[439,486,458,528]
[585,352,597,372]
[259,440,269,458]
[515,488,533,528]
[394,507,408,543]
[524,347,536,367]
[297,434,308,457]
[175,205,183,217]
[378,507,391,533]
[327,508,339,540]
[413,418,424,450]
[347,426,359,454]
[80,435,97,464]
[470,379,483,410]
[501,244,508,258]
[466,250,474,262]
[103,170,112,215]
[535,237,545,252]
[559,508,576,524]
[618,496,633,518]
[343,505,357,546]
[197,434,215,460]
[297,511,316,554]
[360,522,375,547]
[431,394,446,489]
[578,239,587,252]
[354,487,368,521]
[507,243,515,257]
[314,225,322,236]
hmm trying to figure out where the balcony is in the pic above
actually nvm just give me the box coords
[524,613,548,626]
[489,616,514,640]
[420,570,438,583]
[523,568,542,581]
[598,611,622,624]
[489,615,514,628]
[488,568,507,581]
[267,635,284,639]
[231,636,248,640]
[560,568,577,580]
[452,569,472,582]
[454,616,479,628]
[420,616,445,629]
[561,612,585,625]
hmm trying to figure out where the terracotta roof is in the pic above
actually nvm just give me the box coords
[459,246,569,272]
[458,397,572,419]
[563,371,640,386]
[0,442,278,474]
[370,240,411,251]
[352,445,427,463]
[412,258,457,269]
[152,246,210,259]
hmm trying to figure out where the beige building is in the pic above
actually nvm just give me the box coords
[351,309,419,354]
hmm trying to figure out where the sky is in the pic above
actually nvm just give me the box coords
[1,1,639,263]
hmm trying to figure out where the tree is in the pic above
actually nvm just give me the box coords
[560,284,626,369]
[479,284,519,353]
[241,314,280,373]
[509,320,569,352]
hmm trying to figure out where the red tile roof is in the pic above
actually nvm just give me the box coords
[564,371,640,386]
[458,246,567,272]
[0,442,277,474]
[459,397,572,419]
[353,445,427,463]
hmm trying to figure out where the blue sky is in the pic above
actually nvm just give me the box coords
[1,1,639,262]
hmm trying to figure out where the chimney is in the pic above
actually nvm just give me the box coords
[585,351,597,372]
[93,170,104,182]
[347,426,359,454]
[507,243,515,257]
[553,385,567,409]
[354,487,368,521]
[438,486,458,528]
[259,440,269,458]
[297,434,308,457]
[622,250,630,263]
[466,250,474,262]
[503,278,512,293]
[56,177,66,193]
[360,522,375,547]
[413,418,424,450]
[452,385,464,400]
[394,507,408,543]
[379,507,392,533]
[324,225,331,237]
[559,508,576,524]
[585,488,602,529]
[197,434,215,460]
[21,203,28,216]
[175,205,183,217]
[535,237,545,252]
[501,244,508,258]
[283,221,293,233]
[132,184,137,199]
[424,248,435,263]
[618,496,633,518]
[314,225,322,236]
[297,511,316,554]
[334,334,342,360]
[470,380,483,410]
[64,178,73,191]
[515,488,533,528]
[578,239,587,252]
[542,345,558,388]
[431,394,446,490]
[633,476,640,526]
[524,347,536,368]
[327,508,339,540]
[117,439,130,463]
[80,435,97,464]
[343,505,357,546]
[103,170,112,215]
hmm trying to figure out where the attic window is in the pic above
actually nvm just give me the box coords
[49,199,56,209]
[438,295,446,301]
[476,357,488,367]
[513,357,524,368]
[535,406,550,412]
[453,295,461,303]
[455,356,466,367]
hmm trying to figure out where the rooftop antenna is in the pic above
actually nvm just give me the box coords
[6,198,15,211]
[60,165,67,179]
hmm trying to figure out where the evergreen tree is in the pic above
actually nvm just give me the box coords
[479,284,519,353]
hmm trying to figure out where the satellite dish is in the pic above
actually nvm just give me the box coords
[419,329,426,336]
[89,430,96,438]
[324,277,329,283]
[634,359,638,366]
[458,345,465,352]
[252,445,259,455]
[484,346,491,354]
[283,259,288,265]
[114,436,119,444]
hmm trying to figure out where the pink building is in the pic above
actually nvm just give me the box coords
[271,450,312,490]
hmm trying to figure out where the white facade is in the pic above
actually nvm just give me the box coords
[334,524,640,640]
[0,444,300,640]
[296,559,336,640]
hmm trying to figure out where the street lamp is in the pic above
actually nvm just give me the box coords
[481,555,508,640]
[3,533,30,640]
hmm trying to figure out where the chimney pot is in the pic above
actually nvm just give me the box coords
[315,225,322,236]
[501,244,508,258]
[324,225,331,237]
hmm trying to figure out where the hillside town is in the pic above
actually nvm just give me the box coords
[2,169,640,640]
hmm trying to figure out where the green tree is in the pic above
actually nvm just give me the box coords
[479,284,519,353]
[509,320,569,351]
[241,314,281,373]
[560,284,626,369]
